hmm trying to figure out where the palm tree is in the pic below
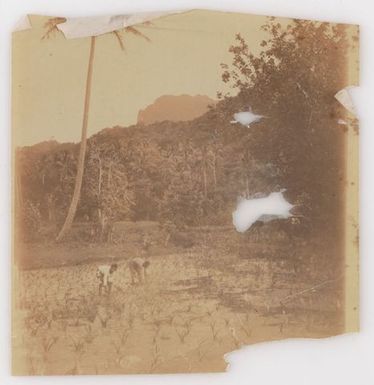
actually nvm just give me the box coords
[42,17,150,241]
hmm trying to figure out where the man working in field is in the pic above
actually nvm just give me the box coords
[128,257,150,284]
[96,263,118,295]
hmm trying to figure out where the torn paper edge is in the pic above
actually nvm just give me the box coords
[56,10,188,39]
[334,86,358,117]
[344,103,360,332]
[13,15,32,32]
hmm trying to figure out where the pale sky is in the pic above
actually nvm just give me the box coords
[12,10,272,146]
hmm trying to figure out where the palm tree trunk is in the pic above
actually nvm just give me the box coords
[202,164,207,198]
[107,161,112,188]
[212,153,217,188]
[245,174,249,198]
[202,151,207,198]
[56,36,96,241]
[98,156,102,196]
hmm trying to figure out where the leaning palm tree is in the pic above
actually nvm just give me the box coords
[42,17,150,241]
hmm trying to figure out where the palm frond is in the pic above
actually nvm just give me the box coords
[125,26,151,42]
[113,30,125,51]
[112,24,151,51]
[42,17,66,40]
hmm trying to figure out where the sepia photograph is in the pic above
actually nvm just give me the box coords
[11,9,359,375]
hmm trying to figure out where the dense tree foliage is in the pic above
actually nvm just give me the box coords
[15,18,355,243]
[218,18,355,239]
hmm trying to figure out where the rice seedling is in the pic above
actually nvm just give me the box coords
[174,318,192,343]
[41,335,59,354]
[236,313,253,338]
[69,336,85,355]
[149,342,163,373]
[209,320,220,341]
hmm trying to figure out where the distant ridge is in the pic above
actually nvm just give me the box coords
[20,140,60,153]
[137,94,216,125]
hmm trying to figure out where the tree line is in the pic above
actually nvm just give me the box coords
[15,18,355,244]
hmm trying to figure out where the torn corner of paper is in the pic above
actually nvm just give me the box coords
[56,10,187,39]
[13,15,32,32]
[334,86,358,117]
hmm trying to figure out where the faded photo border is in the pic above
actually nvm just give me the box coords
[11,9,359,376]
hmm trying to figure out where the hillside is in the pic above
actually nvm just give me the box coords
[15,86,344,246]
[137,94,216,125]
